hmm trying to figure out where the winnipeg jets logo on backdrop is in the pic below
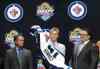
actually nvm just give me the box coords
[67,1,87,20]
[4,3,23,23]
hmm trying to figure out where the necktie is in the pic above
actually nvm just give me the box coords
[18,48,23,69]
[74,45,79,69]
[74,45,79,56]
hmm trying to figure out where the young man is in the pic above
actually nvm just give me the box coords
[43,27,66,69]
[48,27,65,56]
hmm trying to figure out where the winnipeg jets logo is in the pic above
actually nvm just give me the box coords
[68,1,87,20]
[4,3,23,23]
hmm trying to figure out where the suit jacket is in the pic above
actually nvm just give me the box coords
[72,41,98,69]
[5,47,33,69]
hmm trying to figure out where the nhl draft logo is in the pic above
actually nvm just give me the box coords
[4,3,23,23]
[37,2,55,21]
[67,1,87,20]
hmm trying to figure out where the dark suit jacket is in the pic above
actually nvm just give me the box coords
[72,41,98,69]
[5,47,33,69]
[0,42,8,69]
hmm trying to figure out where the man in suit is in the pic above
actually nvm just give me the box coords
[5,35,33,69]
[0,42,6,69]
[71,28,98,69]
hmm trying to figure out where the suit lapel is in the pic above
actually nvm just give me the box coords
[12,48,20,66]
[78,42,91,57]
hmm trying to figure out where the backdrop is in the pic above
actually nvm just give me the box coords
[0,0,100,68]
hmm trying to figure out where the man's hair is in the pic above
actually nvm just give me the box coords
[49,27,60,33]
[81,27,91,36]
[14,34,24,41]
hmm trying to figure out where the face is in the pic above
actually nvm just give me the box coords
[80,30,90,42]
[15,36,24,48]
[96,41,100,48]
[49,31,59,42]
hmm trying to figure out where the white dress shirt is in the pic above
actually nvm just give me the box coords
[77,40,90,56]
